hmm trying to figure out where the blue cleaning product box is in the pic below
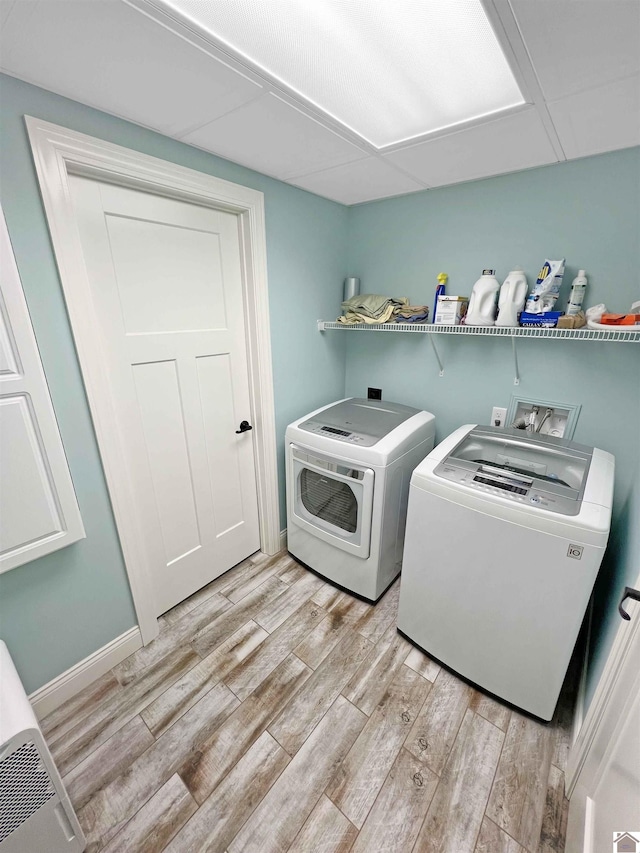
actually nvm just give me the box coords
[520,311,564,327]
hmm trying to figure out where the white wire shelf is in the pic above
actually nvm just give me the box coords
[318,319,639,384]
[317,320,640,342]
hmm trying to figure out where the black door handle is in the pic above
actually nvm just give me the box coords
[619,586,640,620]
[236,420,253,434]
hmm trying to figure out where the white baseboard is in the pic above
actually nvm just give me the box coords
[29,626,142,720]
[280,528,287,553]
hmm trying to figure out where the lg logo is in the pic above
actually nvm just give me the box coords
[567,544,583,560]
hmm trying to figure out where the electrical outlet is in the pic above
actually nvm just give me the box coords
[491,406,507,428]
[368,387,382,400]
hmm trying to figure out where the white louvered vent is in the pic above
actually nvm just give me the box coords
[0,742,56,844]
[0,641,85,853]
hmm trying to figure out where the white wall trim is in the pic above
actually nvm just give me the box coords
[25,116,281,645]
[571,601,594,747]
[566,595,640,795]
[571,650,588,748]
[280,528,288,553]
[28,627,142,720]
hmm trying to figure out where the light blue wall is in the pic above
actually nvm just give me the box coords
[0,74,348,693]
[344,147,640,715]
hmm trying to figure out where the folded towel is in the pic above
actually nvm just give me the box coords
[395,304,429,317]
[394,305,429,323]
[338,294,410,325]
[397,311,430,323]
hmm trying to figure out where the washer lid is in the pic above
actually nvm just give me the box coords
[298,398,419,447]
[436,425,593,515]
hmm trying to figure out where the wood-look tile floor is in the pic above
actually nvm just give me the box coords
[43,551,574,853]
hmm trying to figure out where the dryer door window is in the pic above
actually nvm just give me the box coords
[300,468,358,533]
[290,445,374,558]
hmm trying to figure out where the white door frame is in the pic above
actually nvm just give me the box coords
[566,576,640,796]
[565,574,640,851]
[26,116,280,644]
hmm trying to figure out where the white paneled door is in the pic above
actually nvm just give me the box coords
[68,176,260,615]
[0,205,85,572]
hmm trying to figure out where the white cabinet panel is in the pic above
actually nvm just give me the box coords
[0,395,63,553]
[0,205,84,572]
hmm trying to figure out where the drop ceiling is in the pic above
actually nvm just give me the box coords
[1,0,639,205]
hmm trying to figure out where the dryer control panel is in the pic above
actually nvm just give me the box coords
[301,422,370,445]
[298,398,419,447]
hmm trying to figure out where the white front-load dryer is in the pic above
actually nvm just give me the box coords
[397,424,615,720]
[286,398,436,601]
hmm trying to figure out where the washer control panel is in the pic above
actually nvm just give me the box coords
[434,460,581,516]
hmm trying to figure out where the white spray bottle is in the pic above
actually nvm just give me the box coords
[496,268,528,327]
[567,270,588,315]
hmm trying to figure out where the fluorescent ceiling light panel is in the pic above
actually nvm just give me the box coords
[161,0,525,148]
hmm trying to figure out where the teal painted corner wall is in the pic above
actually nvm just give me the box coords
[344,147,640,716]
[0,74,348,693]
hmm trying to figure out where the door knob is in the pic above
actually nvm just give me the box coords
[236,420,253,434]
[618,586,640,620]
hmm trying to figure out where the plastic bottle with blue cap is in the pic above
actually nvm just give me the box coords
[432,272,447,323]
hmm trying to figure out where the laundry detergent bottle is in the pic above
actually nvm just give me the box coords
[466,269,500,326]
[496,268,528,327]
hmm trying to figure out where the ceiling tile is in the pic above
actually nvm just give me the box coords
[290,158,425,205]
[384,109,559,188]
[0,0,263,135]
[511,0,640,101]
[0,0,17,29]
[0,0,636,198]
[547,76,640,160]
[180,93,368,180]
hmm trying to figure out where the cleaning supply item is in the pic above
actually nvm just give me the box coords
[524,259,565,314]
[465,269,500,326]
[435,295,468,325]
[557,311,586,329]
[586,302,640,330]
[432,272,447,323]
[519,310,564,327]
[566,270,587,315]
[599,312,640,325]
[496,268,528,327]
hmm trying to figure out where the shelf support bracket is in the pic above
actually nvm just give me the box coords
[429,335,444,377]
[317,320,326,332]
[512,336,520,385]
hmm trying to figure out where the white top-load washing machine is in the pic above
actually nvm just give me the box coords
[286,398,436,601]
[397,424,614,720]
